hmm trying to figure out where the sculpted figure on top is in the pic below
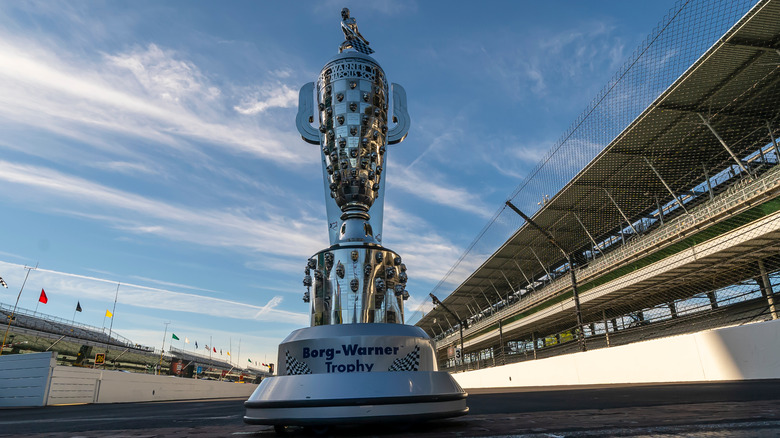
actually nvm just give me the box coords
[339,8,374,55]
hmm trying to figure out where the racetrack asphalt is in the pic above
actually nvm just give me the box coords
[2,380,780,437]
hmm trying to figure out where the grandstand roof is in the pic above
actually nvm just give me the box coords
[417,0,780,335]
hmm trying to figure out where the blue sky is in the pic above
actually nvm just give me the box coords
[0,1,677,367]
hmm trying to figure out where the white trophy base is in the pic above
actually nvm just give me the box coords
[244,324,467,426]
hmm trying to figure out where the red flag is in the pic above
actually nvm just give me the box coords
[38,289,48,304]
[213,347,216,353]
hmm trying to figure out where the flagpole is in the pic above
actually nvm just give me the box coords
[209,336,212,361]
[157,321,170,375]
[1,264,37,356]
[104,283,120,369]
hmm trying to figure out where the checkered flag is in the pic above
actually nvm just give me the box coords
[340,38,374,55]
[285,350,312,375]
[388,345,420,372]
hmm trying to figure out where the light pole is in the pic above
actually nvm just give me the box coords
[430,293,468,370]
[506,200,586,352]
[157,321,170,375]
[103,283,120,369]
[1,265,37,356]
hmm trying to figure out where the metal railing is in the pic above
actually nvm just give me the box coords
[441,284,773,372]
[0,302,152,351]
[435,164,780,345]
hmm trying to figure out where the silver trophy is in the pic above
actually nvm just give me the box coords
[245,10,466,428]
[296,7,411,327]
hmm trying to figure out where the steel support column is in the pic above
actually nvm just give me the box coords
[707,292,719,309]
[604,188,639,235]
[471,298,483,315]
[698,113,752,177]
[702,165,714,201]
[643,156,689,214]
[769,121,780,159]
[572,212,604,258]
[602,309,610,347]
[529,248,551,279]
[655,195,665,225]
[480,289,492,308]
[758,259,779,320]
[489,280,505,303]
[513,260,536,292]
[499,269,515,295]
[498,319,505,365]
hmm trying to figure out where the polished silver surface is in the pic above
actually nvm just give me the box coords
[295,8,412,326]
[338,8,374,55]
[318,54,388,223]
[306,246,408,325]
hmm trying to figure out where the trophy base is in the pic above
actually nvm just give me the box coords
[243,324,468,426]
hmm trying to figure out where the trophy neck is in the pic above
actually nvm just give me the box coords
[336,215,378,246]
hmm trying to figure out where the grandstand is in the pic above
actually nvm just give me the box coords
[415,0,780,371]
[1,302,264,380]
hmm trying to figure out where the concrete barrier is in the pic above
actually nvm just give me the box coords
[47,365,99,405]
[92,371,257,404]
[453,319,780,389]
[0,351,56,407]
[0,351,258,407]
[46,367,258,405]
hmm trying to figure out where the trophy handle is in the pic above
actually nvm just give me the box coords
[387,83,410,145]
[296,82,320,145]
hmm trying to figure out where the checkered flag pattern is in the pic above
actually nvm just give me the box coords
[285,350,311,375]
[388,345,420,372]
[341,38,374,55]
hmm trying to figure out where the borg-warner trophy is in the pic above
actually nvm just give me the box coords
[244,9,468,428]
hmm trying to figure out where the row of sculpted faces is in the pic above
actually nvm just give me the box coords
[318,64,389,211]
[302,248,410,325]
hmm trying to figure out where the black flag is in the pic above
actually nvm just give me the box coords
[76,301,82,312]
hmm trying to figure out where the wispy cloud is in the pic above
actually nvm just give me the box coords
[450,20,626,103]
[234,83,298,115]
[0,261,307,325]
[0,160,328,261]
[390,167,493,219]
[254,296,284,319]
[381,203,465,284]
[106,44,221,105]
[0,38,307,164]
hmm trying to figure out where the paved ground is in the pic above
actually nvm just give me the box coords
[2,381,780,437]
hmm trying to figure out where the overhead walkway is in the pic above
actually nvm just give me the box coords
[416,0,780,371]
